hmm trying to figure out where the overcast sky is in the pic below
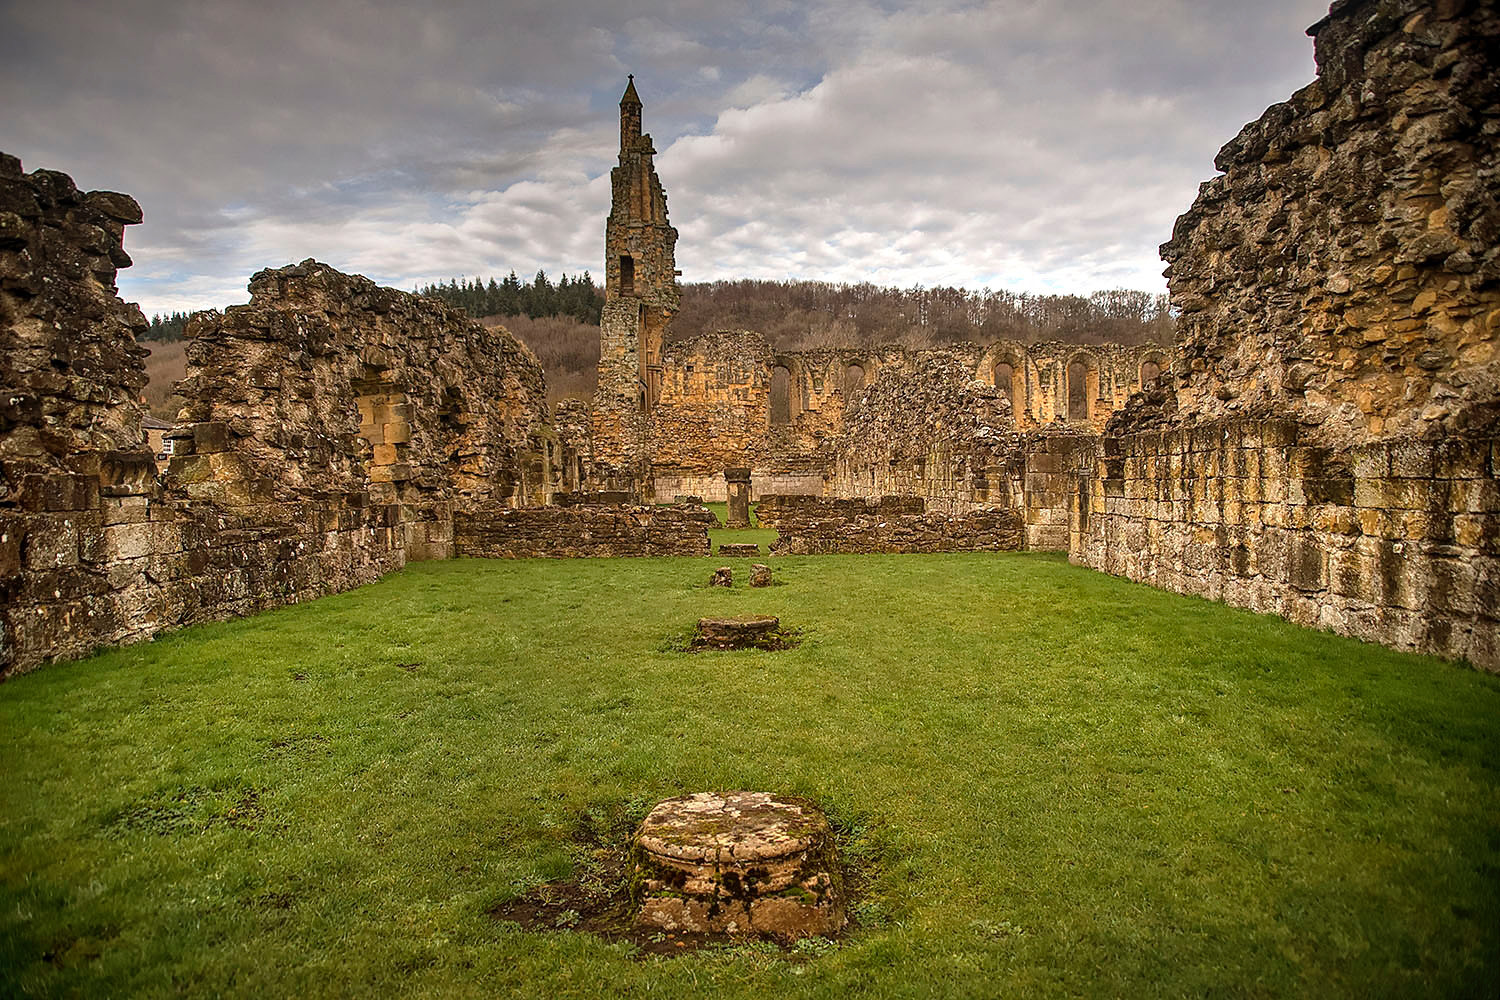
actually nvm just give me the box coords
[1,0,1332,316]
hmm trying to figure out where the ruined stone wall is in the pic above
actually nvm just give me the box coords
[977,340,1170,432]
[0,155,567,677]
[455,502,713,558]
[1076,418,1497,668]
[172,260,550,558]
[552,397,593,494]
[1022,431,1098,551]
[636,331,1161,501]
[1072,0,1500,670]
[2,154,156,672]
[1155,0,1498,447]
[649,330,772,496]
[757,494,1024,555]
[828,354,1025,513]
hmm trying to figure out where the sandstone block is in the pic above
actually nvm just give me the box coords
[709,566,733,587]
[750,563,772,587]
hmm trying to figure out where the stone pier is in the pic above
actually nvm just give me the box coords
[724,467,752,528]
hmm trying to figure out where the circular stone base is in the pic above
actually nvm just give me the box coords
[633,792,844,940]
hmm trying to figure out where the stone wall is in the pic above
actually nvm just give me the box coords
[172,260,551,558]
[1071,0,1500,670]
[757,494,1024,555]
[828,354,1025,513]
[628,328,1165,502]
[1075,417,1498,667]
[1,155,569,677]
[650,329,773,488]
[455,502,714,558]
[1155,0,1498,448]
[978,340,1170,432]
[1022,431,1097,551]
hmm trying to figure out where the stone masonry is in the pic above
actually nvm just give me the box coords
[591,77,680,495]
[0,154,624,678]
[454,502,714,559]
[757,494,1024,555]
[1072,0,1500,670]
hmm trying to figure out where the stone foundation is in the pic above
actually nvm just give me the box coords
[632,792,843,940]
[453,503,713,559]
[757,494,1023,555]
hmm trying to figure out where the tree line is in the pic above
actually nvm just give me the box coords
[672,280,1172,350]
[416,271,603,324]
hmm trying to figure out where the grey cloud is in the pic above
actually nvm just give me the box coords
[1,0,1331,314]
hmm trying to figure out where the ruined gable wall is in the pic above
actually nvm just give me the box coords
[1073,0,1500,669]
[591,86,680,496]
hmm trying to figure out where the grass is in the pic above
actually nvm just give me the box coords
[702,500,778,555]
[1,551,1497,998]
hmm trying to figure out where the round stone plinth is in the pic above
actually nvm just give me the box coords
[633,791,844,940]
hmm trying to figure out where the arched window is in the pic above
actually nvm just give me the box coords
[1068,361,1089,422]
[770,365,792,425]
[993,361,1015,408]
[1140,359,1162,383]
[844,364,865,397]
[619,255,635,296]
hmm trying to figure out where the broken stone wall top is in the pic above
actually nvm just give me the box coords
[1,152,149,477]
[172,260,549,506]
[1154,0,1499,448]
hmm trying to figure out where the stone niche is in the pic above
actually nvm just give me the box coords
[632,792,844,940]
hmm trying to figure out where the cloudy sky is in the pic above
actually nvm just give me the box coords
[2,0,1332,317]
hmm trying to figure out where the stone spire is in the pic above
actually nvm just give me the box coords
[620,75,642,147]
[591,78,681,497]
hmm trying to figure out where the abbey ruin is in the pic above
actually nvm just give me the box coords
[1,0,1496,677]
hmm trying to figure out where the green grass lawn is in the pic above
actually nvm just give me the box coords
[702,500,778,554]
[2,551,1497,998]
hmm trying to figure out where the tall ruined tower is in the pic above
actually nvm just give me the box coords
[590,76,679,496]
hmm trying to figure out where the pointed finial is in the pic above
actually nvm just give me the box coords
[621,75,642,107]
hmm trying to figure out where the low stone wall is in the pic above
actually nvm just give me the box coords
[1074,417,1499,670]
[757,494,1023,555]
[455,503,714,558]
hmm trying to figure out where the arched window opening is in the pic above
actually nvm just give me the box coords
[844,364,865,397]
[1141,359,1162,384]
[993,362,1015,409]
[1067,361,1089,422]
[619,255,635,296]
[770,365,792,425]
